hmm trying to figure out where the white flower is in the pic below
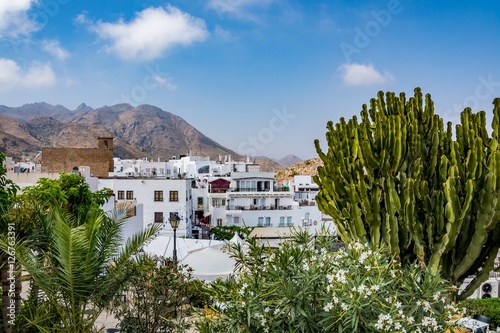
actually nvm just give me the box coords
[323,302,333,312]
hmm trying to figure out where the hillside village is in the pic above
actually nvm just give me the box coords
[4,137,333,244]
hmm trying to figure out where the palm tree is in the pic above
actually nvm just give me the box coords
[1,206,159,332]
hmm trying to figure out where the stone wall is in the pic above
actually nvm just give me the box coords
[41,137,114,178]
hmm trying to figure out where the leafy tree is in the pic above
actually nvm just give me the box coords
[0,152,19,333]
[0,207,160,333]
[314,88,500,300]
[209,226,253,241]
[21,173,111,221]
[112,254,196,333]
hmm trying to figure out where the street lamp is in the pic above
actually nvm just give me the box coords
[169,212,180,265]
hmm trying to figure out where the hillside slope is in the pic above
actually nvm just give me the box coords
[274,157,323,184]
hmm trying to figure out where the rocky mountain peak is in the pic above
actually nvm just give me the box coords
[76,103,93,111]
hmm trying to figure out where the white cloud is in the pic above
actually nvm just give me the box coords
[338,63,394,86]
[0,0,38,37]
[281,7,303,24]
[0,58,56,89]
[74,12,91,25]
[215,25,232,39]
[94,5,208,61]
[152,75,177,91]
[41,40,70,60]
[207,0,275,21]
[64,77,79,86]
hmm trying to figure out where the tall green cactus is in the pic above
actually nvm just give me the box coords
[314,88,500,300]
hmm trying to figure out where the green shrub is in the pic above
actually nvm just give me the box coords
[458,298,500,329]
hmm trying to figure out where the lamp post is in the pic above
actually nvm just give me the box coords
[169,212,180,266]
[168,212,181,320]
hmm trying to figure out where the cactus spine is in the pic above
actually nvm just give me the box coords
[314,88,500,300]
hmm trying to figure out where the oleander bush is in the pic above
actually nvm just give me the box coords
[196,229,463,333]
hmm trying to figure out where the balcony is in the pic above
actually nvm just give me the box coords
[226,205,293,211]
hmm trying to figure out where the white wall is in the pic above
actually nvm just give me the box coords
[98,178,193,236]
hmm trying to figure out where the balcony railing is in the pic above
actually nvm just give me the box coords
[228,187,291,193]
[226,205,293,211]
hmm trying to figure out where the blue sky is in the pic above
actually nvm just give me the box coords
[0,0,499,160]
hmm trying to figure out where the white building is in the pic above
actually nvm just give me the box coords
[97,177,194,237]
[200,172,326,230]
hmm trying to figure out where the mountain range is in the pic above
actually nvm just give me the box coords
[0,102,302,171]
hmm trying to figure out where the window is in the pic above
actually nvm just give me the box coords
[126,191,134,200]
[197,197,203,209]
[258,217,264,227]
[217,218,222,227]
[154,212,163,223]
[287,216,293,226]
[117,191,124,200]
[166,169,171,175]
[233,216,240,224]
[279,216,285,227]
[154,191,163,202]
[265,217,271,227]
[212,198,226,208]
[169,191,179,202]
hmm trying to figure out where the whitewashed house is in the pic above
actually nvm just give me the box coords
[98,177,194,237]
